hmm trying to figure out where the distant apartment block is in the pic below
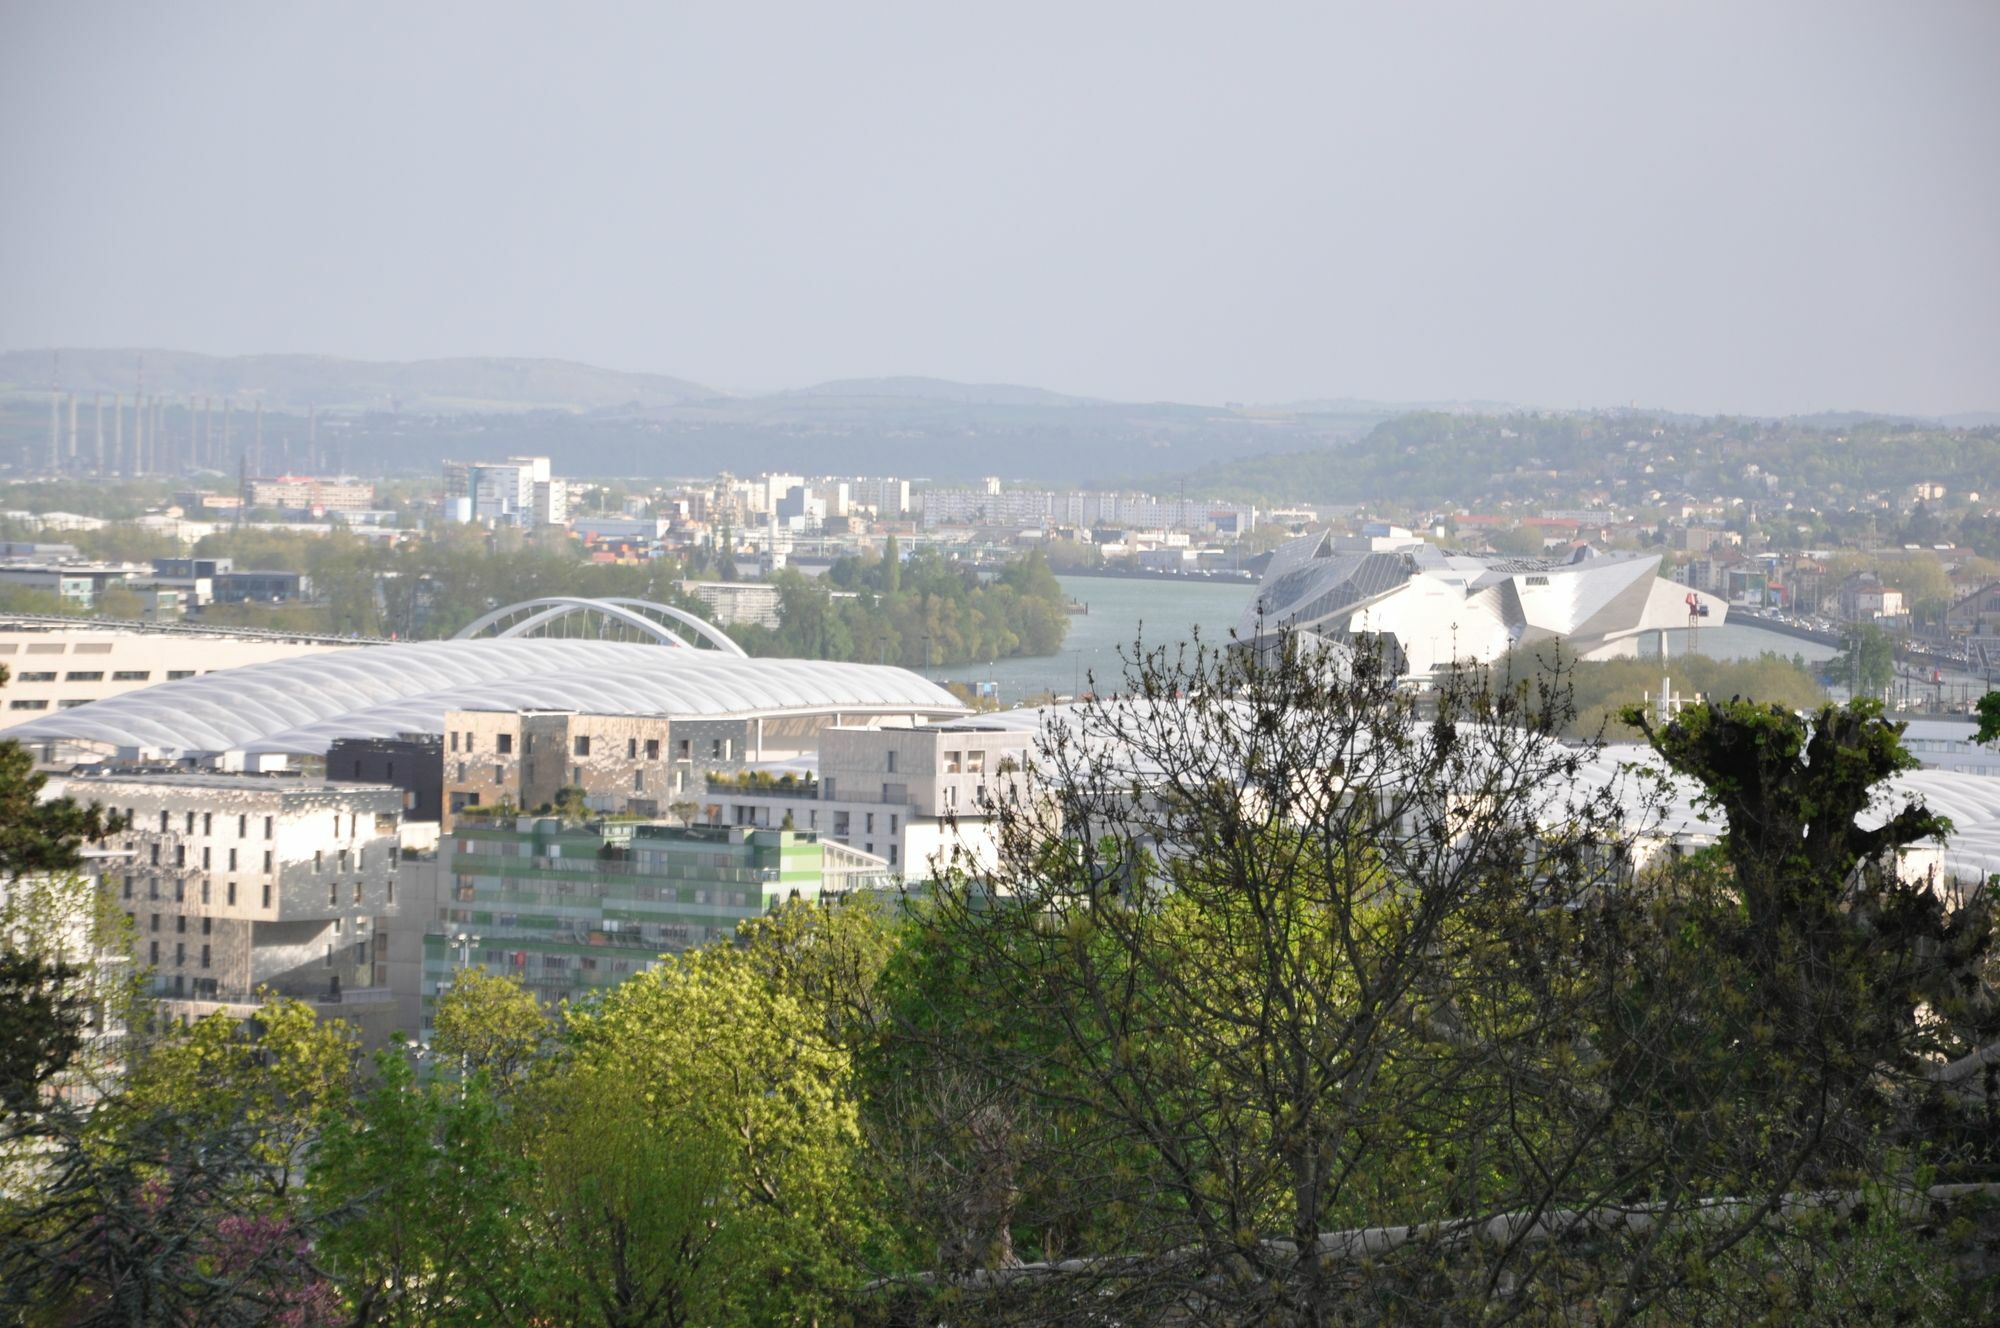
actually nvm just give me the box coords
[921,487,1257,534]
[442,456,566,527]
[247,476,377,513]
[680,580,782,629]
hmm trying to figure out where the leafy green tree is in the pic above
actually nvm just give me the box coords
[524,941,870,1326]
[430,967,550,1090]
[1828,622,1896,697]
[116,996,360,1195]
[310,1050,523,1327]
[1977,690,2000,745]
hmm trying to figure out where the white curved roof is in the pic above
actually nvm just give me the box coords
[9,639,965,756]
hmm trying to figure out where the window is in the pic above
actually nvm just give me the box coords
[200,945,210,969]
[159,811,170,832]
[339,849,350,873]
[967,750,985,775]
[262,883,271,908]
[494,764,504,784]
[121,876,132,899]
[200,880,210,904]
[184,811,195,833]
[886,750,897,773]
[944,750,962,774]
[6,699,47,711]
[174,845,185,868]
[865,813,875,833]
[387,879,394,905]
[571,765,582,786]
[201,847,210,870]
[226,882,236,905]
[633,770,645,792]
[678,739,691,758]
[237,814,246,836]
[150,844,160,866]
[314,850,323,872]
[627,737,638,759]
[167,670,195,680]
[174,880,184,902]
[264,817,274,838]
[457,762,468,781]
[889,813,899,833]
[227,848,237,871]
[325,944,334,967]
[177,915,187,934]
[353,882,362,904]
[450,732,459,752]
[498,733,513,754]
[574,736,591,757]
[150,914,160,932]
[148,879,159,900]
[645,738,659,760]
[329,884,338,906]
[17,671,55,682]
[112,669,150,681]
[262,850,273,872]
[889,844,898,865]
[149,940,158,965]
[174,942,184,966]
[202,813,212,835]
[63,670,104,682]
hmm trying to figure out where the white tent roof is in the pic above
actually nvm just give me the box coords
[10,639,965,756]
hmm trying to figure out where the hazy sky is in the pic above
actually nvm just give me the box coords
[3,2,1996,415]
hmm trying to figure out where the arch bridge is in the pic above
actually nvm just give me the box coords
[452,597,745,655]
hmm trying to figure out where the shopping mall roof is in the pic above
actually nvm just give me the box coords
[8,638,965,757]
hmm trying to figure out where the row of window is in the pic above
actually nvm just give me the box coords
[119,875,395,909]
[447,729,706,761]
[12,668,176,683]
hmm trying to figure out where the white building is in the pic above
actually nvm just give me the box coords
[60,771,407,1044]
[1,624,353,733]
[1243,533,1729,680]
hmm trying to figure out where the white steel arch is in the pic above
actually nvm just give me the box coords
[452,597,746,656]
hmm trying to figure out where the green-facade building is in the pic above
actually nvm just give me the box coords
[421,818,863,1031]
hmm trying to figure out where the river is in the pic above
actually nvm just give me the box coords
[933,575,1848,706]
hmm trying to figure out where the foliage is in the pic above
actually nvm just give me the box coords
[865,633,1998,1324]
[1977,690,1999,745]
[114,997,360,1193]
[0,676,122,877]
[1496,644,1827,739]
[0,870,143,1116]
[428,967,549,1089]
[521,935,872,1326]
[309,1049,522,1327]
[1828,621,1897,697]
[730,548,1069,668]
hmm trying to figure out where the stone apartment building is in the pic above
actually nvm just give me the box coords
[439,707,879,830]
[705,722,1036,878]
[63,770,406,1043]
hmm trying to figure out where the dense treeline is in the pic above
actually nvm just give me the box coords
[1491,645,1829,739]
[729,540,1070,668]
[1164,411,2000,508]
[5,641,1996,1324]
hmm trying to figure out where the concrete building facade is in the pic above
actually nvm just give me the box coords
[65,771,406,1043]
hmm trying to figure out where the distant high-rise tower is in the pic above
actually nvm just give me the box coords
[93,394,105,477]
[48,352,61,474]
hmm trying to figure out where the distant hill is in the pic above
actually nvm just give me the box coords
[0,349,721,414]
[779,376,1099,408]
[1145,411,2000,508]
